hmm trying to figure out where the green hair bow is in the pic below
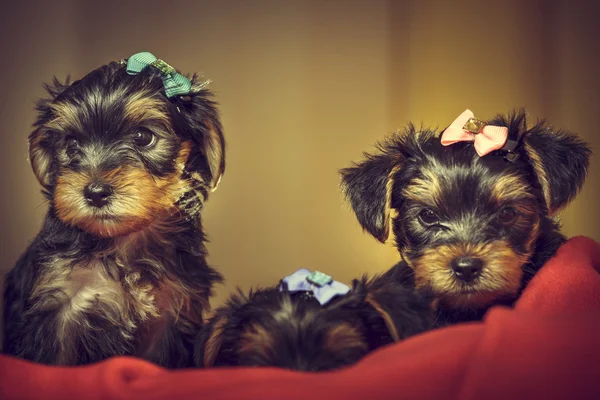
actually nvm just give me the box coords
[126,52,192,98]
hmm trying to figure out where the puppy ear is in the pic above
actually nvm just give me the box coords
[176,79,226,192]
[522,125,591,215]
[340,130,413,243]
[28,77,72,188]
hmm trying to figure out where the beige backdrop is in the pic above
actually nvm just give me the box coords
[1,0,598,325]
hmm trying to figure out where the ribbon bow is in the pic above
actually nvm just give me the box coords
[441,109,509,157]
[279,268,350,306]
[126,52,192,98]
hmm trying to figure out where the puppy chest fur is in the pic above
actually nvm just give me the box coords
[29,224,199,362]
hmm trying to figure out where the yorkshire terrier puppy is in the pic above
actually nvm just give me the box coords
[195,268,434,372]
[340,109,591,325]
[3,52,225,367]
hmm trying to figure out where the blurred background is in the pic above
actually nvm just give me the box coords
[0,0,598,323]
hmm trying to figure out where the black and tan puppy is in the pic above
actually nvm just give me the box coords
[340,109,591,325]
[195,268,434,372]
[3,52,225,367]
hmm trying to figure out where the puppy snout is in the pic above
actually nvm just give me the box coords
[84,182,113,208]
[451,256,483,282]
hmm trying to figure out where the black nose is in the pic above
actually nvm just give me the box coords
[451,256,483,282]
[84,182,113,208]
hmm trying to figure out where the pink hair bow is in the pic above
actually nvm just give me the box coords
[441,109,508,157]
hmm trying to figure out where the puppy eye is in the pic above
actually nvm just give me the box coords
[418,208,440,226]
[133,130,156,147]
[497,207,518,224]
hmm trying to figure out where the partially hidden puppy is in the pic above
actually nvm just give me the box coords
[340,109,591,325]
[195,268,434,372]
[3,52,225,367]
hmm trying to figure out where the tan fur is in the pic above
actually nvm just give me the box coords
[380,163,403,243]
[54,166,171,237]
[54,144,192,238]
[188,78,223,191]
[402,167,443,207]
[272,296,296,324]
[46,101,84,133]
[324,323,368,353]
[202,315,229,367]
[490,173,541,252]
[490,174,534,204]
[524,141,553,214]
[123,92,172,126]
[133,277,201,360]
[28,128,52,188]
[525,217,541,256]
[238,323,275,360]
[364,294,400,342]
[203,119,225,191]
[412,240,529,308]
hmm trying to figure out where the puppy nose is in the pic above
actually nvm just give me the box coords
[451,256,483,282]
[84,182,113,208]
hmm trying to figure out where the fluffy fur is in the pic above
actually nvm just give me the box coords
[340,109,591,325]
[3,56,226,367]
[195,271,434,372]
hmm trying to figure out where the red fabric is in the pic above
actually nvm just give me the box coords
[1,236,600,400]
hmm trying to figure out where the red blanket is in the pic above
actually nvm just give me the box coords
[2,236,600,400]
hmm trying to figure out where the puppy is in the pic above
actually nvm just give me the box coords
[340,109,591,325]
[3,52,225,367]
[195,268,434,372]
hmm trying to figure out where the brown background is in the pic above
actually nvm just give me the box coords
[0,0,598,327]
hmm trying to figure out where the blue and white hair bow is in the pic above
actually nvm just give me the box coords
[279,268,350,306]
[126,51,192,98]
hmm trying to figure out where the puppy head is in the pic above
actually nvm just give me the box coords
[28,56,225,237]
[197,289,369,372]
[341,110,590,309]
